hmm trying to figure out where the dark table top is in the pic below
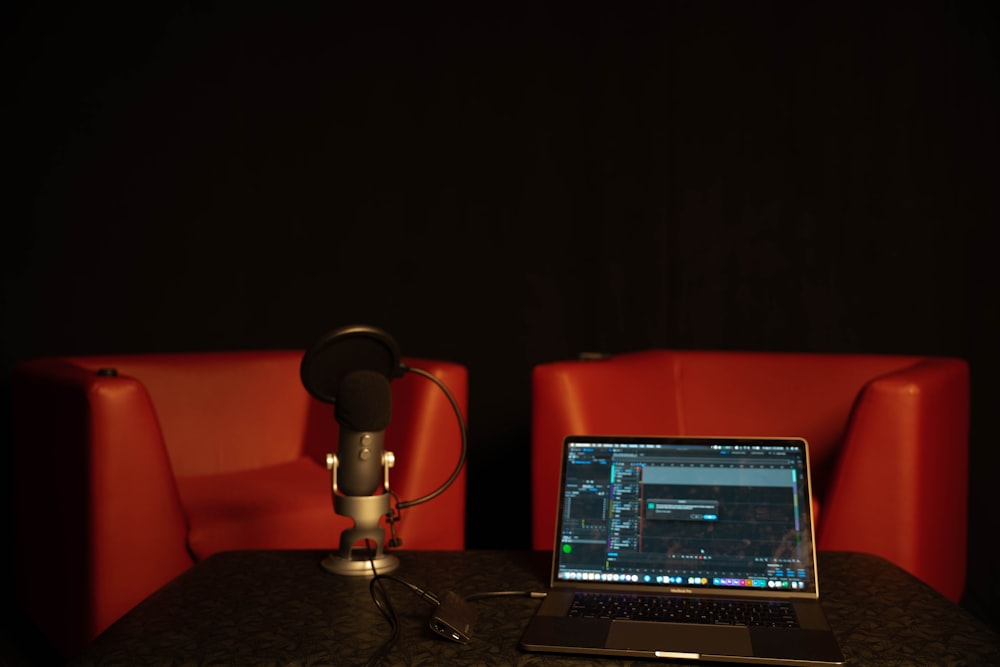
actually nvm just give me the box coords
[71,550,999,666]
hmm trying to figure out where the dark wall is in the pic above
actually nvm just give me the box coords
[5,1,998,633]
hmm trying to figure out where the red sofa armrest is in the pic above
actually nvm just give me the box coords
[14,359,195,655]
[817,358,969,602]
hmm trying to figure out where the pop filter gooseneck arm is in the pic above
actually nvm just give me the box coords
[394,364,467,510]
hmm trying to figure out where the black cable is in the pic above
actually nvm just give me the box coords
[464,590,548,601]
[372,575,441,607]
[362,565,546,664]
[363,543,399,667]
[363,550,446,667]
[385,490,403,547]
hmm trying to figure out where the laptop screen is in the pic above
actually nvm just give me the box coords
[552,435,818,597]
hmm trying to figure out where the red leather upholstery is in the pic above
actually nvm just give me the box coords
[531,350,969,603]
[13,351,468,656]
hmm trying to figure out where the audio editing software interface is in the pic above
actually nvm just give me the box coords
[556,440,815,591]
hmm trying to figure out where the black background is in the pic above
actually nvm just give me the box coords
[4,0,998,643]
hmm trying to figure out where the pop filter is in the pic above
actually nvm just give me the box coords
[300,324,406,404]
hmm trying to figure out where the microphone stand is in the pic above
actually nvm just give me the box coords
[321,451,401,575]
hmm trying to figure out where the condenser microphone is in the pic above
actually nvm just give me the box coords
[300,325,406,575]
[301,323,468,576]
[334,370,392,497]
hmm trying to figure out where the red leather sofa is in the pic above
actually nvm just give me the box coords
[531,350,969,603]
[13,351,468,656]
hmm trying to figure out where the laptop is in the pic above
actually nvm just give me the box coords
[520,434,846,666]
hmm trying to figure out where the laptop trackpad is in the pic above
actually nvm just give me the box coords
[607,621,753,656]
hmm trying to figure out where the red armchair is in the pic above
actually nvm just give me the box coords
[531,350,969,603]
[13,350,468,656]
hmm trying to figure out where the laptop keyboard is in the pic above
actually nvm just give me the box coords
[568,592,800,628]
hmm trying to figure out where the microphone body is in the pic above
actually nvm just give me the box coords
[334,369,392,497]
[300,327,406,575]
[335,428,385,497]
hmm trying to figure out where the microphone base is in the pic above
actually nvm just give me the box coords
[321,549,400,576]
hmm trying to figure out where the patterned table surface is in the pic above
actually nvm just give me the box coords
[71,550,999,666]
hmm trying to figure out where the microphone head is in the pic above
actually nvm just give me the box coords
[335,370,392,432]
[300,324,405,404]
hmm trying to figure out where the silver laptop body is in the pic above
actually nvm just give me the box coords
[520,434,846,666]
